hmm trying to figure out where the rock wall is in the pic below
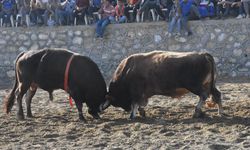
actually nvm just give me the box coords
[0,19,249,87]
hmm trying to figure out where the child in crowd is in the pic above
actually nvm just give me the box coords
[115,0,126,23]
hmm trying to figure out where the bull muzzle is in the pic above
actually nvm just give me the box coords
[99,100,111,112]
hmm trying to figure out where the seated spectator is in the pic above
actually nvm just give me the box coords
[198,0,215,18]
[30,0,49,26]
[64,0,76,25]
[55,0,75,25]
[95,0,115,38]
[242,0,250,18]
[74,0,89,25]
[162,0,174,21]
[216,0,237,18]
[16,0,30,27]
[0,0,16,27]
[115,0,126,23]
[124,0,140,22]
[138,0,166,21]
[232,0,245,18]
[180,0,193,36]
[88,0,101,23]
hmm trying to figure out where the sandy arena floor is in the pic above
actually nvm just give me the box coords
[0,78,249,149]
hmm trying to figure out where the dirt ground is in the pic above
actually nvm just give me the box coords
[0,78,249,150]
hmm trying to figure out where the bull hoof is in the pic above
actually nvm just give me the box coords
[219,113,229,118]
[88,110,101,120]
[79,116,87,122]
[138,108,146,118]
[27,113,33,118]
[92,114,101,120]
[17,114,25,120]
[193,109,205,118]
[129,113,136,120]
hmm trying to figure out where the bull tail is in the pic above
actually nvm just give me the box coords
[204,53,217,91]
[4,52,25,114]
[204,53,222,102]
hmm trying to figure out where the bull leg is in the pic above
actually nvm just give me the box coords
[138,106,146,117]
[88,110,100,119]
[85,99,101,119]
[74,100,86,122]
[49,91,53,102]
[130,103,139,119]
[88,108,101,119]
[211,87,225,116]
[25,87,37,118]
[193,92,208,118]
[16,83,30,120]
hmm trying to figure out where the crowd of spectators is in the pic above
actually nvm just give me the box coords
[0,0,249,27]
[0,0,249,37]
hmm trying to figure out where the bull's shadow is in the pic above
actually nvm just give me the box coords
[101,107,250,127]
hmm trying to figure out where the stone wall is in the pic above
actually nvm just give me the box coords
[0,19,249,87]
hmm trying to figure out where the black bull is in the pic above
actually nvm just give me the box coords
[105,51,225,119]
[4,49,109,121]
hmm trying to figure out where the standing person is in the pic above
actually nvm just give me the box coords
[180,0,193,36]
[124,0,140,22]
[167,0,181,37]
[74,0,89,25]
[16,0,30,27]
[95,0,115,38]
[115,0,126,23]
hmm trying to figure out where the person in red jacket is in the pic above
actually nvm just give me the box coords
[115,0,126,23]
[124,0,140,22]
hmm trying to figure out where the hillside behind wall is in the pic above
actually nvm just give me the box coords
[0,19,249,87]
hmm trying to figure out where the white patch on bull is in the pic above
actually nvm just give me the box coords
[203,72,212,85]
[30,83,38,91]
[126,68,131,75]
[130,103,139,118]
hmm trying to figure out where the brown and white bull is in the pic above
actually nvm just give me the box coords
[104,51,224,119]
[4,48,107,121]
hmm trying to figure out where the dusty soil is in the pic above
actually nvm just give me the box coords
[0,78,249,150]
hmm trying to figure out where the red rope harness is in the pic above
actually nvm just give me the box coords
[64,54,75,107]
